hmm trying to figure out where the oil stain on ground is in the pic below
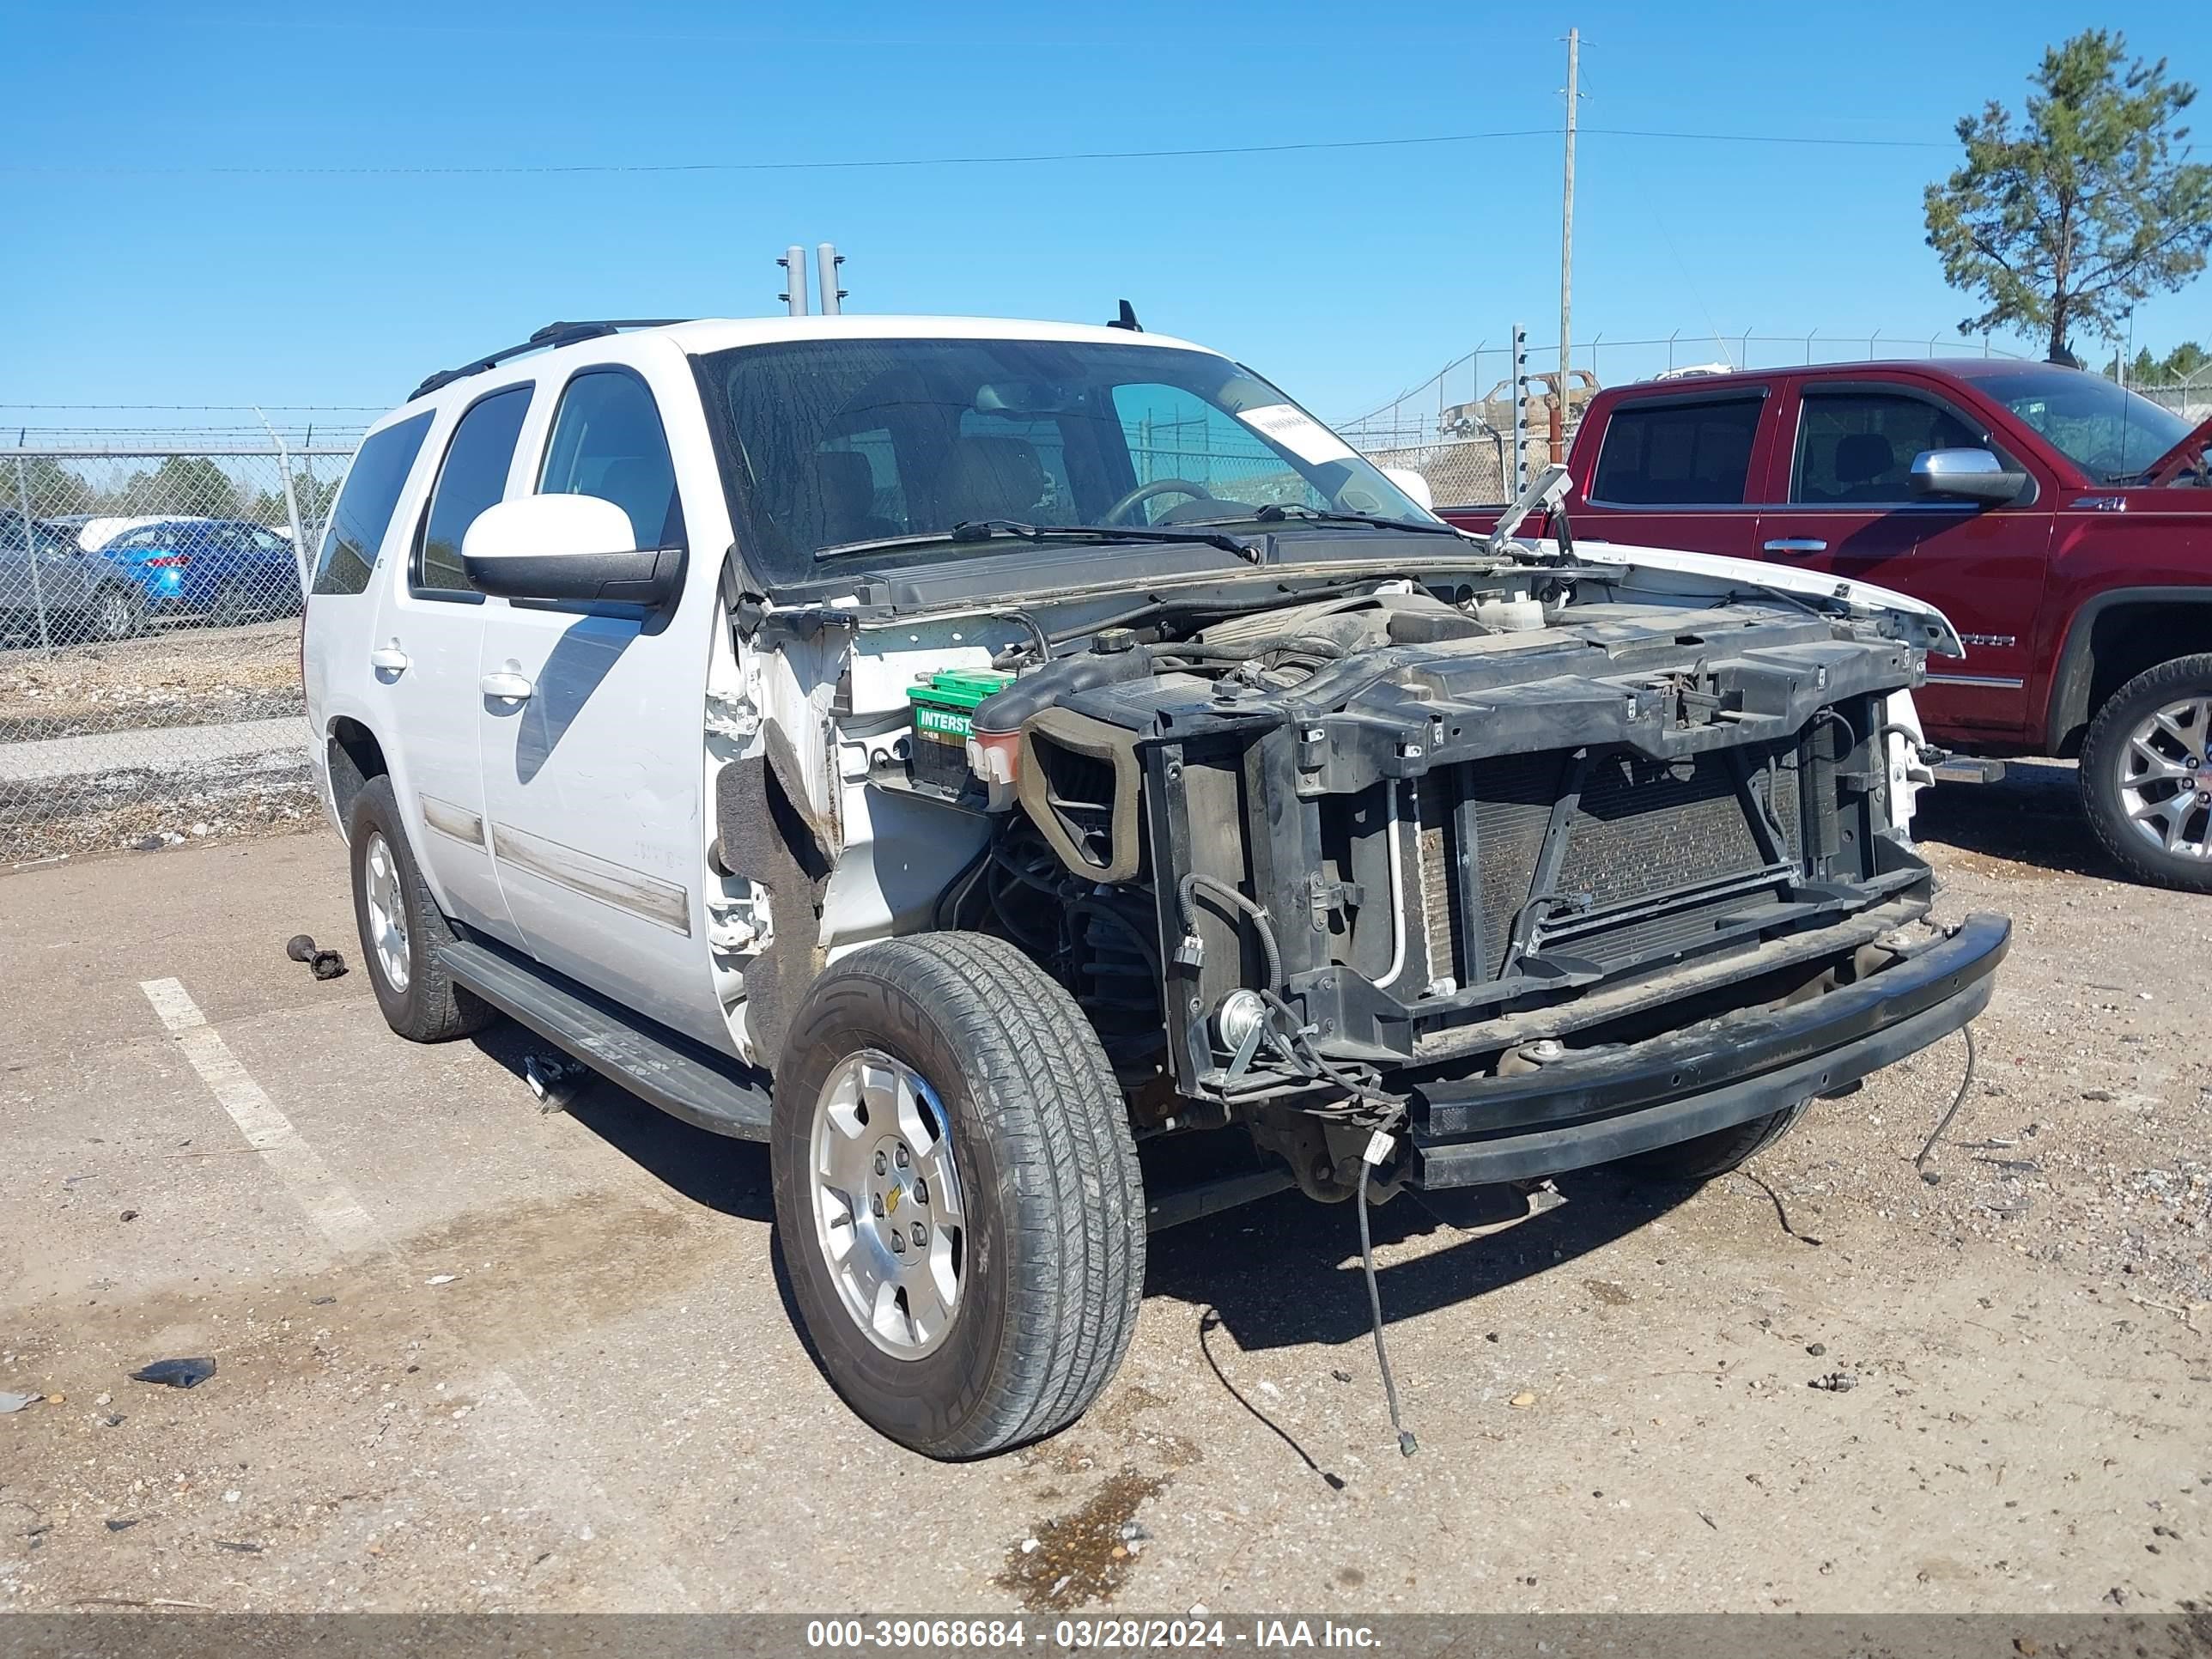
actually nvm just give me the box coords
[997,1470,1166,1611]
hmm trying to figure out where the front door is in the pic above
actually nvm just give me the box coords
[1766,382,2052,740]
[474,363,727,1048]
[368,382,534,939]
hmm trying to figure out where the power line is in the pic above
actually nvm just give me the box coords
[0,124,1954,179]
[0,403,385,412]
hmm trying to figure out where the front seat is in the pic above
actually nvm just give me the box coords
[1832,431,1898,501]
[936,437,1047,525]
[814,450,898,544]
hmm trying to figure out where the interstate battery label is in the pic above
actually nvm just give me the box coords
[913,706,973,741]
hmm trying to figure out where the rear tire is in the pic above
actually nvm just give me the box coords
[1623,1100,1809,1182]
[347,775,494,1042]
[207,579,252,628]
[2078,654,2212,892]
[771,933,1145,1458]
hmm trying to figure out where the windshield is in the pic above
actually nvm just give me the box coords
[1974,365,2192,480]
[692,337,1430,584]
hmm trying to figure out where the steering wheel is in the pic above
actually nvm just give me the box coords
[1098,477,1218,526]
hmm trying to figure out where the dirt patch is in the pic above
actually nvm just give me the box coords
[3,773,319,866]
[997,1470,1167,1611]
[2,623,313,863]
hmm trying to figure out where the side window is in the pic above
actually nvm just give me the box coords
[538,369,684,549]
[1108,382,1320,518]
[313,412,434,596]
[415,386,532,596]
[1791,392,1984,505]
[1590,397,1765,505]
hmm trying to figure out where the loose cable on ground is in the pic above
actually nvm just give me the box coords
[1356,1136,1417,1458]
[1914,1023,1980,1170]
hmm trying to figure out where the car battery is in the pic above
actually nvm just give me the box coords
[904,668,1013,797]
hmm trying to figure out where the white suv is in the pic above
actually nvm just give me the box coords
[304,314,2004,1457]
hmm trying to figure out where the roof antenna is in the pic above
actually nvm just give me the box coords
[1108,300,1142,332]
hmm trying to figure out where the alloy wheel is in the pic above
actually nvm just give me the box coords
[2117,696,2212,862]
[362,831,411,993]
[806,1050,966,1358]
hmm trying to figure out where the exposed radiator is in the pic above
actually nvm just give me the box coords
[1417,739,1814,987]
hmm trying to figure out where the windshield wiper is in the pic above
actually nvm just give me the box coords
[1195,503,1465,537]
[950,518,1256,556]
[822,519,1255,558]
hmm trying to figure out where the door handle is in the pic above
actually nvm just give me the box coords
[479,670,535,701]
[1762,538,1828,556]
[368,643,410,674]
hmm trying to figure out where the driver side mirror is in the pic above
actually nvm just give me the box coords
[1381,465,1437,514]
[461,495,686,606]
[1909,447,2028,507]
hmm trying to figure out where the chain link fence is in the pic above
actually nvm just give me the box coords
[1339,329,2039,507]
[2,443,356,866]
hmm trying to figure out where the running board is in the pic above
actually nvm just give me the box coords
[435,939,773,1141]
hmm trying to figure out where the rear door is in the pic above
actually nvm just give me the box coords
[474,357,728,1048]
[1767,380,2052,739]
[368,381,535,939]
[1577,386,1775,559]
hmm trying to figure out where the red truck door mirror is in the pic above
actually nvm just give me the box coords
[1909,447,2028,507]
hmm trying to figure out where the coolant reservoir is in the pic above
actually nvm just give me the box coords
[1472,592,1547,631]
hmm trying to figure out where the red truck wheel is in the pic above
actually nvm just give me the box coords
[2079,653,2212,893]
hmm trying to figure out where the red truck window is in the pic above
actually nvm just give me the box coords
[1790,391,1982,504]
[1589,397,1764,505]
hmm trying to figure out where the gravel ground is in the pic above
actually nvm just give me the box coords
[1,769,2207,1616]
[0,623,302,742]
[0,623,312,864]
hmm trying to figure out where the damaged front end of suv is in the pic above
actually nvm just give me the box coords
[737,528,2008,1218]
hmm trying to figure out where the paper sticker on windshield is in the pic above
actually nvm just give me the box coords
[1237,404,1357,466]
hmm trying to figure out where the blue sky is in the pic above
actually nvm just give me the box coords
[3,1,2206,432]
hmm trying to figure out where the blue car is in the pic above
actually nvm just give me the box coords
[97,518,303,629]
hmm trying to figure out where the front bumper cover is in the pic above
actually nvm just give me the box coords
[1408,912,2010,1188]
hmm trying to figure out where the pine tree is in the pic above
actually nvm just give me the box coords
[1924,31,2212,359]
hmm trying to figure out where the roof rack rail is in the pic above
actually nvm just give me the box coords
[408,319,692,402]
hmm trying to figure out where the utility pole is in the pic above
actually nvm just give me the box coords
[779,246,809,316]
[1559,27,1579,397]
[815,243,847,315]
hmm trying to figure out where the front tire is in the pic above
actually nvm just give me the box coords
[2079,654,2212,892]
[348,775,494,1042]
[1623,1100,1809,1182]
[771,933,1145,1458]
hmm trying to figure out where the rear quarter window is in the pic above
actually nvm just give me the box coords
[313,412,434,596]
[1590,396,1764,505]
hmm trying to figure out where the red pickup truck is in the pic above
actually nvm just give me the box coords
[1441,359,2212,890]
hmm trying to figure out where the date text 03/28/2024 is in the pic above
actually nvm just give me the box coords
[802,1617,1381,1650]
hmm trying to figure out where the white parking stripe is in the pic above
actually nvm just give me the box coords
[137,974,700,1610]
[140,975,383,1255]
